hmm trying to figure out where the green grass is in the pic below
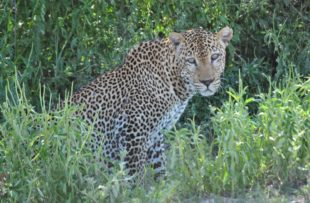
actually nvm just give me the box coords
[0,75,309,202]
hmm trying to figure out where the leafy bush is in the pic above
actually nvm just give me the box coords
[1,1,309,114]
[210,75,309,194]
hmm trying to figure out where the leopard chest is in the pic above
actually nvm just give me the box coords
[146,100,188,150]
[158,100,189,132]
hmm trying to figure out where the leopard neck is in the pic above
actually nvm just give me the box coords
[161,39,195,101]
[123,39,194,101]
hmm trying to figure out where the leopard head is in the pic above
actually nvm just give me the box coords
[169,27,233,97]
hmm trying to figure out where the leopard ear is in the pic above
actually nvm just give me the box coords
[217,26,233,47]
[169,32,185,53]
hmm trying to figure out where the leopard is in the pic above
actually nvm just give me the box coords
[69,26,233,181]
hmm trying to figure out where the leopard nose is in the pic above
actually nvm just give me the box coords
[200,79,214,86]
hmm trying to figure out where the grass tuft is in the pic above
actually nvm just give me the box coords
[0,75,309,202]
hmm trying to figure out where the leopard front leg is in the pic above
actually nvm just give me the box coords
[147,132,166,179]
[114,107,151,183]
[121,133,148,183]
[113,91,167,183]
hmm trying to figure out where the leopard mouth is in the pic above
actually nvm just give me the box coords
[200,88,216,97]
[194,80,221,97]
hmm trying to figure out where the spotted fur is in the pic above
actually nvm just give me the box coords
[69,27,233,181]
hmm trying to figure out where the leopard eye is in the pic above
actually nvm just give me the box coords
[211,53,220,61]
[186,58,197,66]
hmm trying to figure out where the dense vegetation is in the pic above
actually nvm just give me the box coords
[0,0,309,202]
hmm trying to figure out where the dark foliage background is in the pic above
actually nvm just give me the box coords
[1,0,309,121]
